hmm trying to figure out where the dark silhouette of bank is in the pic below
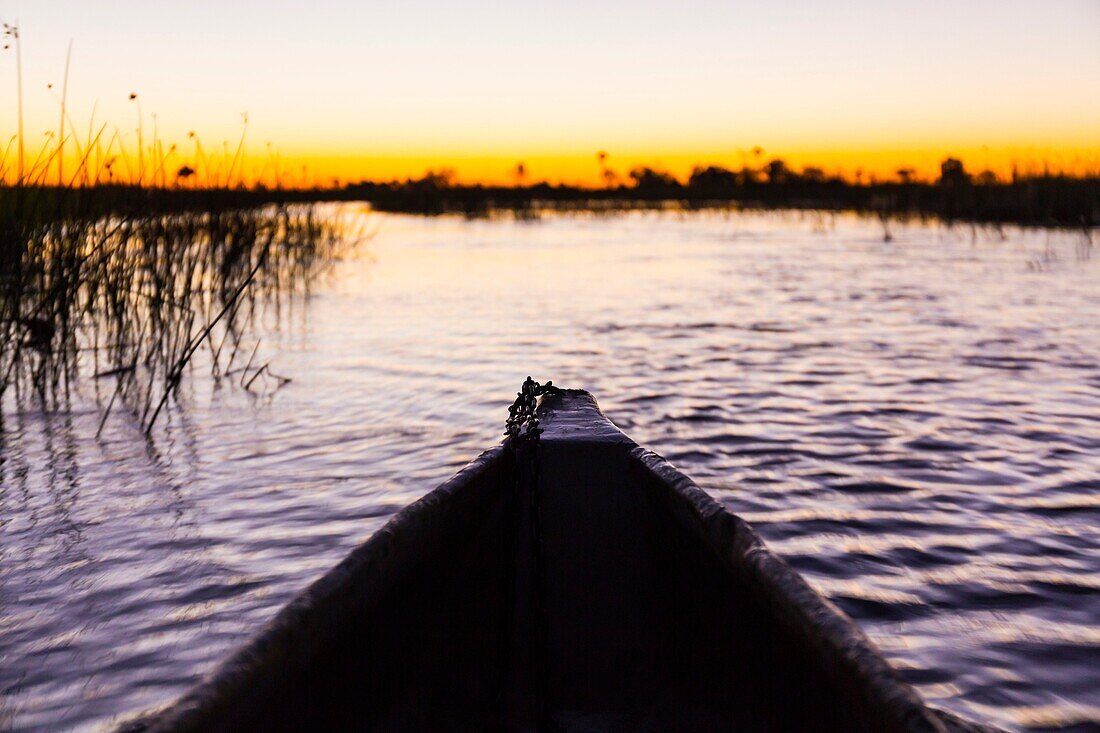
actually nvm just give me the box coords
[346,157,1098,228]
[4,157,1097,228]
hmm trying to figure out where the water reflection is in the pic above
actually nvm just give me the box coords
[0,209,1097,732]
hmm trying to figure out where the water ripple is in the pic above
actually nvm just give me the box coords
[2,210,1098,732]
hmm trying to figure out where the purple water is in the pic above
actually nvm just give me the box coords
[2,209,1097,731]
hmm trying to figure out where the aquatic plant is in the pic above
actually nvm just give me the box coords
[0,22,350,433]
[0,195,346,433]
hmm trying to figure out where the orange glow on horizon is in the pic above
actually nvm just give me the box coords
[5,140,1098,189]
[284,145,1100,187]
[1,1,1096,189]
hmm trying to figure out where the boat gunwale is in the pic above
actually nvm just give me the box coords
[538,388,987,733]
[121,445,506,733]
[535,388,946,732]
[625,442,947,733]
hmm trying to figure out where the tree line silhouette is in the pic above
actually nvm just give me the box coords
[5,157,1096,228]
[344,157,1098,227]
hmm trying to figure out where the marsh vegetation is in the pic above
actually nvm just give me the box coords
[0,190,345,433]
[0,23,352,432]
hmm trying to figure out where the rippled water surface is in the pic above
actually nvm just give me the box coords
[2,209,1098,732]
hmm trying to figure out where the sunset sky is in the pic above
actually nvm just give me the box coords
[2,0,1098,185]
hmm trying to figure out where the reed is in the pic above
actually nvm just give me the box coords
[0,192,345,433]
[0,22,349,433]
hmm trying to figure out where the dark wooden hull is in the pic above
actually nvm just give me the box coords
[122,391,995,732]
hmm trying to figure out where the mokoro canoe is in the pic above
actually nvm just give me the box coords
[122,390,996,732]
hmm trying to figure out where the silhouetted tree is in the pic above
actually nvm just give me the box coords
[801,166,826,183]
[739,166,761,185]
[415,168,456,189]
[688,165,738,191]
[975,169,998,186]
[939,158,969,187]
[596,150,617,188]
[629,167,680,192]
[764,159,791,184]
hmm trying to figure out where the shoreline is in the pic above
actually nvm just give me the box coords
[3,176,1098,229]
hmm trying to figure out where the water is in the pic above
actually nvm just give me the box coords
[1,208,1098,732]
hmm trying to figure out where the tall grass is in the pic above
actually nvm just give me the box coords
[0,22,350,433]
[0,193,345,433]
